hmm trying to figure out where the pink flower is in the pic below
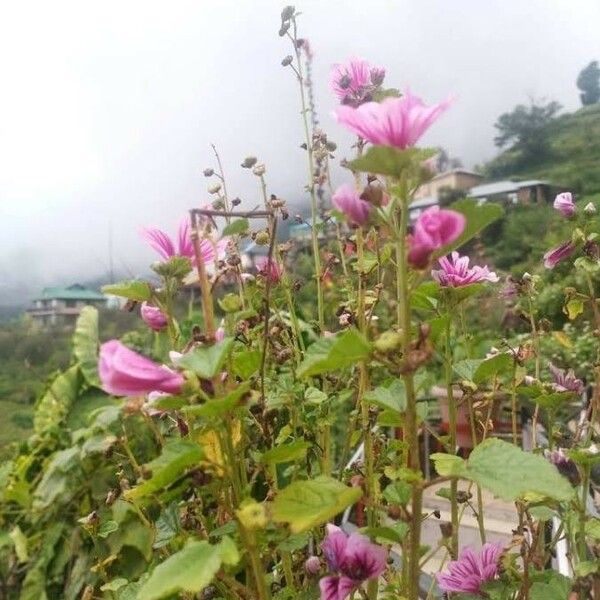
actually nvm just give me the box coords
[543,241,575,269]
[215,326,225,342]
[141,219,228,265]
[140,302,168,331]
[408,206,466,268]
[553,192,575,218]
[319,524,387,600]
[432,252,499,287]
[333,90,451,148]
[332,184,371,226]
[548,362,584,395]
[330,58,384,106]
[256,257,283,283]
[436,543,503,595]
[99,340,184,397]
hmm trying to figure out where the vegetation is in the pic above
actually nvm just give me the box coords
[577,60,600,106]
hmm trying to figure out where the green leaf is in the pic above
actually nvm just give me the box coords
[232,349,262,379]
[586,518,600,539]
[175,338,234,379]
[564,297,584,320]
[383,480,411,505]
[153,503,180,549]
[97,520,119,538]
[297,329,371,378]
[435,199,503,257]
[365,380,406,413]
[182,382,250,418]
[9,525,28,562]
[430,454,468,477]
[529,571,572,600]
[124,439,204,500]
[277,533,309,552]
[34,365,82,434]
[453,354,512,384]
[272,476,362,533]
[102,279,152,301]
[73,306,100,386]
[101,578,129,592]
[261,440,310,465]
[304,387,328,404]
[222,218,249,236]
[348,146,434,178]
[363,524,408,544]
[465,439,574,501]
[137,540,225,600]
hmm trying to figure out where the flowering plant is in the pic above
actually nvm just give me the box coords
[1,6,599,600]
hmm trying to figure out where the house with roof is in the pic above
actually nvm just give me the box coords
[468,179,555,204]
[27,284,107,327]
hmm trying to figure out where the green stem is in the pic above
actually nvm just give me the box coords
[289,22,324,331]
[395,191,422,600]
[468,396,486,544]
[578,466,590,563]
[444,317,459,558]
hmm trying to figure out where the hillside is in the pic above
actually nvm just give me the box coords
[485,103,600,194]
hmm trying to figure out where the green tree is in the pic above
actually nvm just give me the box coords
[493,99,562,164]
[576,60,600,106]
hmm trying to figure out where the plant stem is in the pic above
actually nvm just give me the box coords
[190,211,216,338]
[444,317,459,558]
[395,190,422,600]
[289,21,324,331]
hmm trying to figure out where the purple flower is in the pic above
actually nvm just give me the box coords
[141,219,228,266]
[436,543,503,595]
[99,340,184,397]
[432,252,499,287]
[553,192,575,218]
[548,362,584,395]
[332,184,372,226]
[319,524,387,600]
[408,206,466,268]
[140,302,168,331]
[543,241,575,269]
[330,58,384,106]
[256,257,283,283]
[333,90,451,149]
[544,448,581,485]
[305,556,321,575]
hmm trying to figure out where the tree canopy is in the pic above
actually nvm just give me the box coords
[576,60,600,106]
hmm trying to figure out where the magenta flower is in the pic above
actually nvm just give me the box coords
[436,543,503,595]
[408,206,466,268]
[548,362,584,395]
[332,184,372,226]
[99,340,184,397]
[553,192,575,218]
[141,219,227,265]
[256,257,283,283]
[543,241,575,269]
[319,524,387,600]
[432,252,499,287]
[333,90,451,148]
[330,58,385,106]
[140,302,168,331]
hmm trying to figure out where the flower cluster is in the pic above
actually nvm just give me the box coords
[330,57,386,106]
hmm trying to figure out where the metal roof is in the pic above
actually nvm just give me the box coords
[469,179,548,197]
[409,196,438,210]
[36,284,106,301]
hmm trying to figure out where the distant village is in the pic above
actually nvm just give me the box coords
[26,171,560,328]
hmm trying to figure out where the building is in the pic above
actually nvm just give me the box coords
[27,284,107,327]
[468,179,554,204]
[414,169,484,201]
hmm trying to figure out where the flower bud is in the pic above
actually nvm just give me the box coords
[281,5,295,21]
[252,163,266,176]
[254,230,270,246]
[203,167,214,177]
[325,140,337,152]
[231,196,242,206]
[241,156,258,169]
[374,331,402,352]
[281,55,293,67]
[584,202,597,215]
[304,556,321,575]
[278,21,290,36]
[208,183,221,194]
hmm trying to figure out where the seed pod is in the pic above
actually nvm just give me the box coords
[208,183,221,194]
[241,156,258,169]
[203,167,214,177]
[231,196,242,206]
[281,5,295,21]
[281,55,293,67]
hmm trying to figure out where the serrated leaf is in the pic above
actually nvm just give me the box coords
[272,476,362,533]
[232,349,261,379]
[34,366,82,434]
[297,329,371,378]
[137,540,223,600]
[529,571,572,600]
[174,338,234,379]
[222,218,249,236]
[73,306,100,386]
[365,380,406,413]
[348,146,434,178]
[102,280,152,301]
[261,440,309,465]
[124,439,204,500]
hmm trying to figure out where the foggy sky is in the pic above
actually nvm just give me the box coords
[1,0,599,304]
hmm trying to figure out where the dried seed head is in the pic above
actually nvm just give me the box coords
[208,183,221,194]
[281,55,294,67]
[252,163,266,176]
[203,167,214,177]
[241,156,258,169]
